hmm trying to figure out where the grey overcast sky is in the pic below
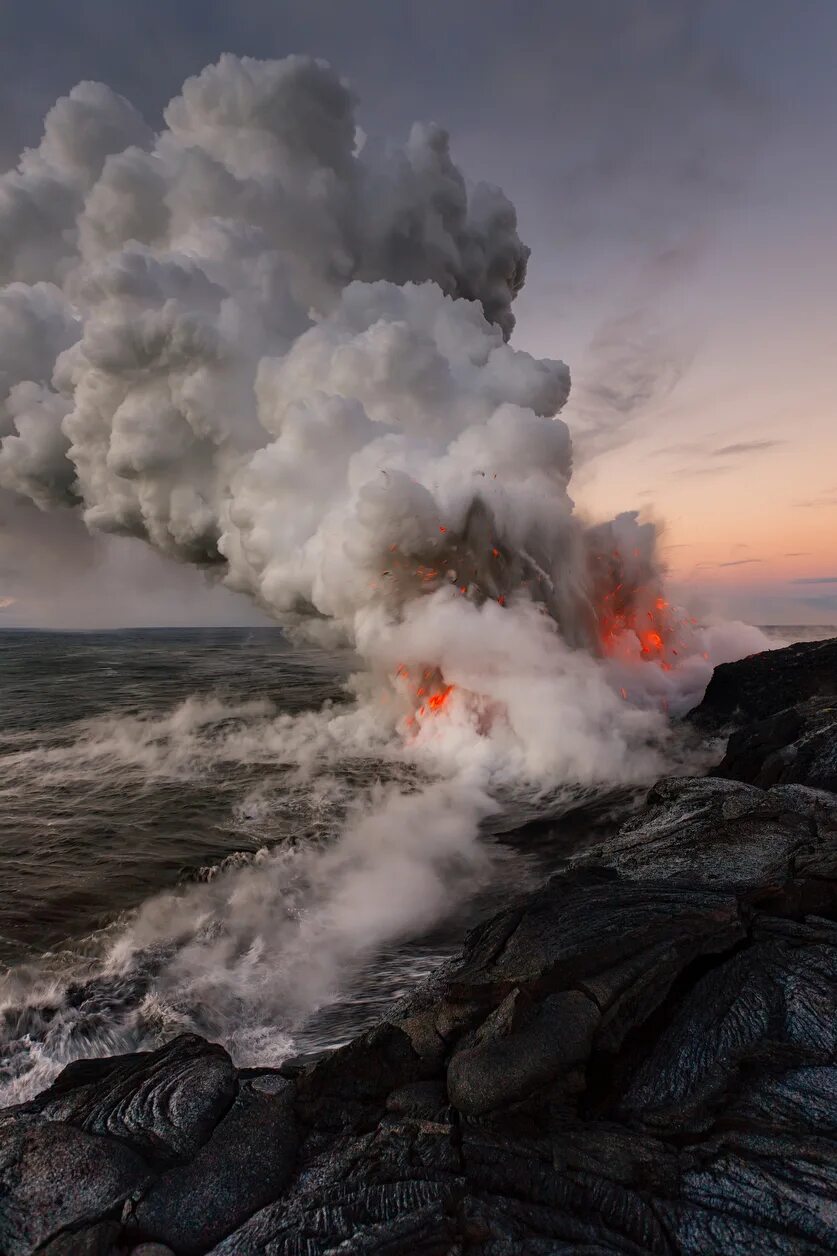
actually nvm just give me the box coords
[0,0,835,626]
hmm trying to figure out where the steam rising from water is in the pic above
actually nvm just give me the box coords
[0,55,772,1102]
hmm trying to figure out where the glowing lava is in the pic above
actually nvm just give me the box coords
[427,685,454,713]
[393,664,457,729]
[592,547,694,670]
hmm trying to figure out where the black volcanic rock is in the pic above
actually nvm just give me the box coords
[0,638,835,1255]
[718,696,837,791]
[573,775,837,899]
[691,636,837,729]
[37,1222,126,1255]
[124,1076,297,1256]
[689,635,837,793]
[14,1035,237,1169]
[0,1121,150,1255]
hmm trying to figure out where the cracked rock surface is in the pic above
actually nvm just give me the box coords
[1,637,835,1254]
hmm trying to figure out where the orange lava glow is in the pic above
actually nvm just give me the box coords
[427,685,454,713]
[594,550,691,669]
[641,630,664,654]
[393,663,457,727]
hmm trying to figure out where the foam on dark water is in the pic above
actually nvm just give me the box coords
[0,628,632,1103]
[0,624,827,1105]
[0,628,349,954]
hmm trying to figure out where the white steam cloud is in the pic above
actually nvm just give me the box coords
[0,54,773,1101]
[0,51,683,683]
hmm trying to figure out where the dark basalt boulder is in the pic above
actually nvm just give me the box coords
[0,638,835,1255]
[0,1120,150,1256]
[37,1222,126,1255]
[123,1076,297,1256]
[10,1035,237,1169]
[691,636,837,730]
[573,775,837,901]
[2,894,836,1256]
[688,634,837,794]
[718,696,837,792]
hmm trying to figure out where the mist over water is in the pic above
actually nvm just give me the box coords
[0,627,638,1104]
[1,619,812,1106]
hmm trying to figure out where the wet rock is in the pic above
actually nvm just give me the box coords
[691,636,837,730]
[125,1077,297,1255]
[448,989,600,1115]
[434,866,744,1001]
[294,1019,436,1132]
[664,1143,837,1254]
[0,1121,149,1256]
[385,1079,448,1120]
[620,921,837,1134]
[719,696,837,791]
[18,1034,237,1168]
[208,1120,463,1256]
[430,868,746,1060]
[38,1222,124,1255]
[575,775,837,890]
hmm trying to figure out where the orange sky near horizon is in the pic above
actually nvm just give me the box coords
[569,387,836,624]
[515,206,837,627]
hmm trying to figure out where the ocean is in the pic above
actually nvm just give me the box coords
[0,624,829,1104]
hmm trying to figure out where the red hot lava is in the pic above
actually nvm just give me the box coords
[394,664,456,726]
[594,552,692,671]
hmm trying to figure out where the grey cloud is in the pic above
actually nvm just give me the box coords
[674,464,736,479]
[569,303,693,454]
[653,437,782,461]
[712,440,784,457]
[0,489,270,627]
[0,2,822,626]
[794,490,837,508]
[651,441,705,458]
[697,558,763,568]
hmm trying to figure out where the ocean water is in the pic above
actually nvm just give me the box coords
[0,623,830,1104]
[0,629,352,963]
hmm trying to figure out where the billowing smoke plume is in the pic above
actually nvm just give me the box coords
[0,57,532,555]
[0,52,677,689]
[0,55,773,1104]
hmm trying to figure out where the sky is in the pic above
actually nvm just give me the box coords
[0,0,834,627]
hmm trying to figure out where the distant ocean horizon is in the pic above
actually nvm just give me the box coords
[0,621,833,634]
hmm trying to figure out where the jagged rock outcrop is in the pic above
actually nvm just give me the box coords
[573,775,837,906]
[691,636,837,730]
[690,636,837,793]
[1,637,835,1255]
[717,697,837,792]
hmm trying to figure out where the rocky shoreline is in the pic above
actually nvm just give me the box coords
[2,638,836,1255]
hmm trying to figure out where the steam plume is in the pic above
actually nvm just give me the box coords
[0,53,662,679]
[0,55,773,1102]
